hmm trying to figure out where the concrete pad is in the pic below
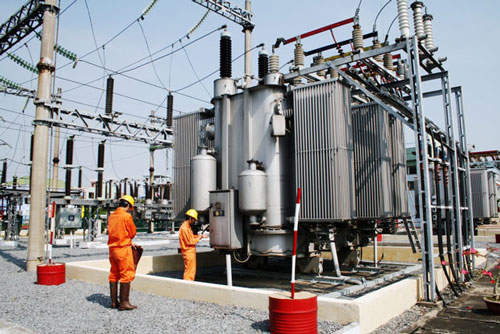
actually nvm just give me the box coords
[67,249,487,334]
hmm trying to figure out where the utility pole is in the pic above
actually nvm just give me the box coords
[27,0,58,272]
[51,87,61,190]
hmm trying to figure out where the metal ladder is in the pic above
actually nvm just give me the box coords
[403,218,421,253]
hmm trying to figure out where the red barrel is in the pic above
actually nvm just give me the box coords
[37,263,66,285]
[269,291,317,334]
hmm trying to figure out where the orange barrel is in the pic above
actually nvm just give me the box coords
[269,291,317,334]
[37,263,66,285]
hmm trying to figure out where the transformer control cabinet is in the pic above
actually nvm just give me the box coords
[209,189,242,249]
[56,207,82,229]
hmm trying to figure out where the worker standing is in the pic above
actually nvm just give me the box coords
[179,209,206,280]
[108,195,138,311]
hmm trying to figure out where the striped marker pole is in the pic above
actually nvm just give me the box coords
[48,201,56,264]
[291,188,302,299]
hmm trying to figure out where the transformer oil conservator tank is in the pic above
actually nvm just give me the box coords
[190,148,216,215]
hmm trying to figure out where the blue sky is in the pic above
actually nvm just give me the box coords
[1,0,498,187]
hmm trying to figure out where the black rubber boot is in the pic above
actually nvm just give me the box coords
[109,282,119,309]
[119,282,137,311]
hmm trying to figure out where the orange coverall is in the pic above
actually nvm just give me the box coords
[179,220,202,280]
[108,207,137,283]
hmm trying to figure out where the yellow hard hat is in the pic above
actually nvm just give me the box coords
[186,209,198,221]
[120,195,135,207]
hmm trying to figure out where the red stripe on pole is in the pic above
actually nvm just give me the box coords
[284,18,354,45]
[296,188,302,204]
[291,188,302,299]
[52,201,56,218]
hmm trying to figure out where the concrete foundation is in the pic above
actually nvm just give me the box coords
[66,249,486,334]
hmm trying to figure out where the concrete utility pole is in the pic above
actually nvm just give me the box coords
[244,0,252,87]
[51,87,62,190]
[27,0,58,272]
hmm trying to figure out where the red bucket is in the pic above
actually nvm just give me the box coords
[269,291,317,334]
[37,263,66,285]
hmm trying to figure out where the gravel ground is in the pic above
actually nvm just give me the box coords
[1,234,498,334]
[0,232,344,334]
[371,239,500,333]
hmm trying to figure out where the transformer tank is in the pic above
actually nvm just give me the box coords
[175,31,408,274]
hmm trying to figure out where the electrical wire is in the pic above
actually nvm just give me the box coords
[373,0,393,33]
[117,25,225,75]
[173,42,264,93]
[179,40,211,98]
[84,0,107,75]
[384,15,399,43]
[137,20,167,89]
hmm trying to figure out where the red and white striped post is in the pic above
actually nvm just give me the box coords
[291,188,302,299]
[48,201,55,264]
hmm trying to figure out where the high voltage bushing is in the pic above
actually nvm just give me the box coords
[1,160,7,184]
[78,167,82,188]
[220,30,232,78]
[167,93,173,127]
[65,136,74,197]
[352,24,364,51]
[411,1,425,38]
[30,134,34,162]
[105,76,114,115]
[115,183,121,199]
[258,49,269,79]
[96,141,105,198]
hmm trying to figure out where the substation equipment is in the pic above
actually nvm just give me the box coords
[174,0,475,302]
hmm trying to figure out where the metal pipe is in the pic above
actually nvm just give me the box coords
[26,0,57,270]
[244,0,252,87]
[226,253,232,287]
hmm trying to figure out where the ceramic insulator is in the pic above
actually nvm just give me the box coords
[397,0,410,38]
[412,2,425,37]
[352,25,364,51]
[423,14,435,51]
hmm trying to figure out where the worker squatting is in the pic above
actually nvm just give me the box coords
[107,194,205,311]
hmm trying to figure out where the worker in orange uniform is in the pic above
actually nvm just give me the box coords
[179,209,207,280]
[108,195,139,311]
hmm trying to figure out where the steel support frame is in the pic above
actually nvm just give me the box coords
[0,0,55,56]
[407,36,436,301]
[440,73,465,279]
[33,104,173,146]
[307,34,470,301]
[455,88,475,268]
[191,0,254,29]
